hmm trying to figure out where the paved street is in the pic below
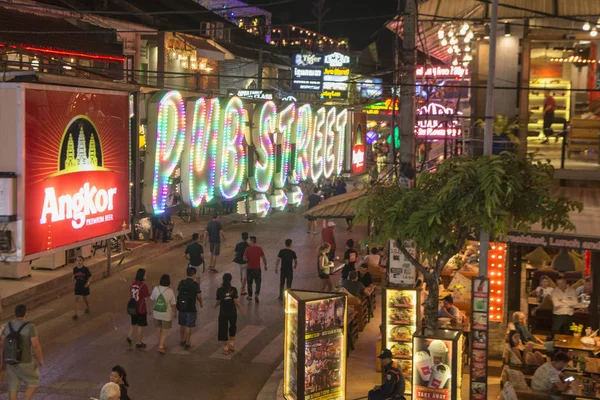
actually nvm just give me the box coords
[0,211,365,400]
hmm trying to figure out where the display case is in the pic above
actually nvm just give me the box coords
[382,288,420,397]
[412,328,464,400]
[284,290,348,400]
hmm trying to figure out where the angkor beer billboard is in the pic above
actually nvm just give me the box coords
[24,89,130,256]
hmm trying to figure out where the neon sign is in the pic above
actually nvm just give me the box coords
[363,98,399,115]
[416,65,469,79]
[144,91,349,215]
[415,103,462,138]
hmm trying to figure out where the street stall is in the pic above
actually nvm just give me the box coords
[284,290,348,400]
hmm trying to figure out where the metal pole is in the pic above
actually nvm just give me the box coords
[257,49,263,89]
[106,240,112,277]
[399,0,416,180]
[479,0,499,278]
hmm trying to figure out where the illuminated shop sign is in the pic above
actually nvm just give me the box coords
[357,78,383,99]
[143,91,349,216]
[293,53,324,93]
[415,103,462,138]
[228,89,274,100]
[321,52,351,100]
[416,65,470,79]
[363,98,399,115]
[25,89,130,256]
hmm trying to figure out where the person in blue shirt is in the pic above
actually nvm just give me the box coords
[438,295,459,319]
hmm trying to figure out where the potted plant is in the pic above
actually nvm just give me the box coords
[570,323,584,338]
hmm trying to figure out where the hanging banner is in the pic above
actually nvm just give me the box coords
[25,89,130,257]
[470,277,489,400]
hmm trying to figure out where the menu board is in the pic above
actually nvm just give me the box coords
[284,295,300,400]
[388,240,417,286]
[470,277,490,400]
[413,338,454,400]
[304,297,346,400]
[384,289,419,396]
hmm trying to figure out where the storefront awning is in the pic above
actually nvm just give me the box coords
[303,189,367,219]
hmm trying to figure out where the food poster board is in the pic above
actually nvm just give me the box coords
[469,277,489,400]
[284,294,299,400]
[304,296,347,400]
[388,240,417,286]
[413,337,454,400]
[383,288,419,396]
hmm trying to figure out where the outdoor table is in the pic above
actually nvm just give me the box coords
[561,375,600,399]
[554,334,600,353]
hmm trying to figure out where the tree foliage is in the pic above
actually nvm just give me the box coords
[354,153,582,328]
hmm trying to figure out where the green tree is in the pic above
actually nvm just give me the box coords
[354,153,582,328]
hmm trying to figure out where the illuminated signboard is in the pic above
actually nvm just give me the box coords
[416,65,470,79]
[143,91,350,216]
[25,89,130,257]
[357,78,383,99]
[321,52,351,100]
[415,103,463,138]
[363,98,399,115]
[292,53,324,93]
[228,89,274,100]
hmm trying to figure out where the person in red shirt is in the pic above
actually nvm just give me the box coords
[541,90,557,143]
[127,268,151,348]
[243,236,267,303]
[321,221,337,261]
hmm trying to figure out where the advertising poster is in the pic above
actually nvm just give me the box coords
[304,297,346,400]
[24,89,130,256]
[321,52,351,100]
[292,53,324,93]
[351,112,367,175]
[469,277,489,400]
[284,295,299,400]
[413,337,454,400]
[388,240,417,286]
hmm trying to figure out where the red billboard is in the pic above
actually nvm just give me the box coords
[24,89,130,256]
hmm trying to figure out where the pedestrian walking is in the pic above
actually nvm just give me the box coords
[0,304,44,400]
[127,268,150,349]
[99,382,121,400]
[318,243,335,291]
[233,232,250,296]
[151,274,177,354]
[243,236,267,303]
[110,365,131,400]
[204,213,225,273]
[321,221,337,261]
[306,188,322,234]
[177,267,203,350]
[72,255,92,320]
[185,233,204,283]
[216,273,243,355]
[276,239,297,301]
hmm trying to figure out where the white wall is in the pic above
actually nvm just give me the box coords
[493,25,523,118]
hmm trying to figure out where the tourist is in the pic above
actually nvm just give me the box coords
[512,312,543,345]
[72,256,92,320]
[576,276,592,297]
[534,275,554,300]
[150,274,177,354]
[204,213,225,273]
[243,236,267,303]
[341,239,358,280]
[363,247,382,269]
[216,273,242,355]
[177,267,203,351]
[127,268,150,349]
[184,233,204,279]
[541,90,556,144]
[550,278,578,336]
[438,295,460,319]
[276,239,297,301]
[506,330,545,366]
[99,382,121,400]
[368,349,405,400]
[109,365,131,400]
[0,304,44,400]
[342,271,374,298]
[306,188,322,235]
[233,232,250,296]
[321,221,336,261]
[317,243,335,292]
[335,178,347,195]
[531,351,572,397]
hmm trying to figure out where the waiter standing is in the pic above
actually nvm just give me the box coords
[368,349,406,400]
[541,90,556,144]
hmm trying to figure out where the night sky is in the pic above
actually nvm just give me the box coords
[243,0,398,50]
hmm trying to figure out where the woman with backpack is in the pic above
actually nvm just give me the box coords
[215,273,243,355]
[150,274,177,354]
[126,268,150,349]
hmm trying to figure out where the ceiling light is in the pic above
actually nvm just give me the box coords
[447,47,454,54]
[465,45,471,52]
[448,29,454,37]
[583,22,591,31]
[591,29,598,37]
[504,23,511,37]
[441,38,448,46]
[452,58,458,66]
[438,29,445,39]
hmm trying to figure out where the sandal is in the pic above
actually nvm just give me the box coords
[222,349,231,355]
[158,346,167,354]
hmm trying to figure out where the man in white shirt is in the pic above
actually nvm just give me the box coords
[531,351,572,399]
[550,278,578,336]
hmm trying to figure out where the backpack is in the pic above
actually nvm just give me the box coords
[3,322,30,365]
[177,281,196,312]
[126,297,137,316]
[153,288,168,313]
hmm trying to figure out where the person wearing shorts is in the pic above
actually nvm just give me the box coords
[205,214,225,273]
[72,256,92,320]
[233,232,250,295]
[177,268,203,350]
[1,304,44,400]
[185,233,204,283]
[151,274,176,354]
[127,269,150,349]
